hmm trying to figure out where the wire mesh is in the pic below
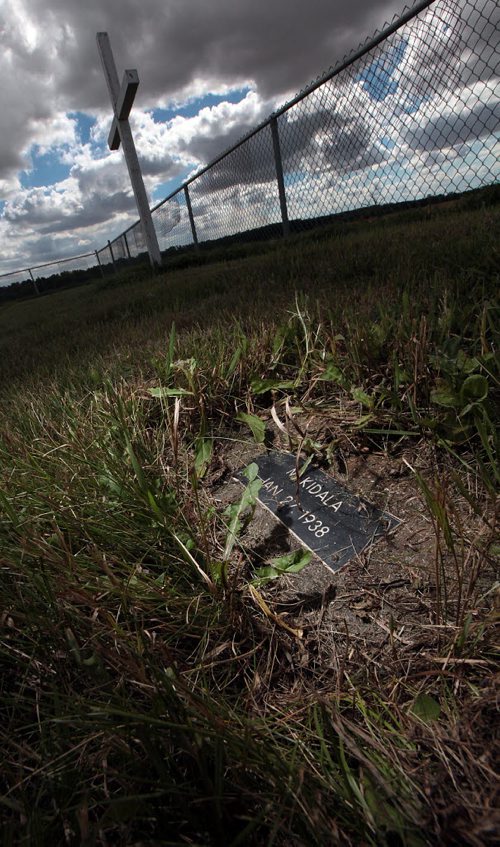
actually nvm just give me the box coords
[279,0,499,223]
[30,254,96,280]
[127,221,146,257]
[0,254,97,296]
[4,0,498,281]
[110,235,128,261]
[0,270,32,290]
[152,191,194,251]
[181,0,499,242]
[96,245,113,267]
[187,123,283,242]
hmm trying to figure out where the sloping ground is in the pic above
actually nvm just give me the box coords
[0,198,498,845]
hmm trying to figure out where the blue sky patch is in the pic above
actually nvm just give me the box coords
[19,114,96,191]
[152,168,193,203]
[69,111,96,145]
[20,147,71,189]
[401,94,428,115]
[151,87,251,123]
[18,94,251,195]
[283,170,307,189]
[380,135,396,150]
[356,38,408,102]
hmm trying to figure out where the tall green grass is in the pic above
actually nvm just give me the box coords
[1,198,498,845]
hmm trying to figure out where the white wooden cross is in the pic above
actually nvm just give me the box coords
[96,32,162,269]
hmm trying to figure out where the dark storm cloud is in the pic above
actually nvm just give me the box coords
[404,98,500,152]
[33,0,405,107]
[0,0,403,186]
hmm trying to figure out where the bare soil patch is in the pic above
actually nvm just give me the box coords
[209,415,496,684]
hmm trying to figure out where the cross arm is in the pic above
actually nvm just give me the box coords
[107,69,140,150]
[116,69,139,120]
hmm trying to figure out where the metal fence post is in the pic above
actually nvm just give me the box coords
[123,232,132,260]
[270,117,290,238]
[108,240,117,274]
[184,185,199,247]
[95,250,105,278]
[28,269,40,296]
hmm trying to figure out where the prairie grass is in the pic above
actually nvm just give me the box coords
[0,197,498,845]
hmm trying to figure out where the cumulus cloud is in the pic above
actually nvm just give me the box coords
[0,0,413,272]
[0,0,498,276]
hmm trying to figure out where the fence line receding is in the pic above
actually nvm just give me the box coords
[1,0,498,290]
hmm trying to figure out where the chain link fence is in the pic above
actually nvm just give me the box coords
[0,252,96,297]
[2,0,499,289]
[97,0,500,264]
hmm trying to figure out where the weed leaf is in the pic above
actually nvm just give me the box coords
[223,462,262,560]
[352,387,374,409]
[253,549,312,585]
[236,411,266,443]
[149,386,193,398]
[194,437,212,479]
[411,693,441,723]
[250,378,296,395]
[460,374,488,404]
[431,384,459,408]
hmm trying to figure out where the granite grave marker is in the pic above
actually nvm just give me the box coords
[236,452,399,572]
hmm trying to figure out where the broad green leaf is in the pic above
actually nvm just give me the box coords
[252,566,280,582]
[270,549,311,573]
[460,374,488,404]
[411,693,441,723]
[209,560,227,585]
[431,383,459,408]
[243,461,259,483]
[461,355,480,374]
[253,550,311,585]
[236,411,266,443]
[283,557,312,574]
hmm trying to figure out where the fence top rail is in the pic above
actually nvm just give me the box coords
[150,0,437,214]
[0,251,95,280]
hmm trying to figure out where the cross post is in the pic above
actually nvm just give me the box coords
[96,32,162,270]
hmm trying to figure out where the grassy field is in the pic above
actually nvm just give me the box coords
[0,196,498,846]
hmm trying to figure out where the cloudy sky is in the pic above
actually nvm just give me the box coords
[0,0,498,279]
